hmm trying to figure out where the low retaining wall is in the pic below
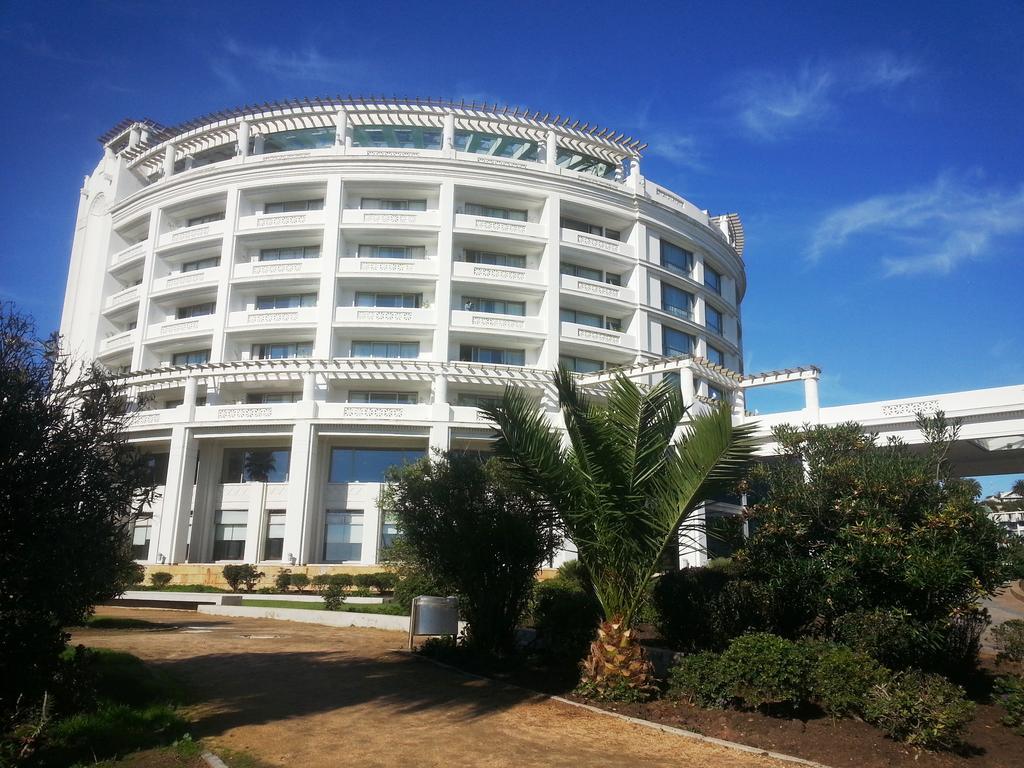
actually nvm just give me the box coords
[113,591,244,609]
[198,604,412,631]
[239,594,385,605]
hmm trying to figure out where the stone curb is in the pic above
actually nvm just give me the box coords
[201,751,229,768]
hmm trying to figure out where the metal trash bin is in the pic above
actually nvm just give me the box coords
[408,595,459,650]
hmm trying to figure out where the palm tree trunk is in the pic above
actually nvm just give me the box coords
[578,616,657,701]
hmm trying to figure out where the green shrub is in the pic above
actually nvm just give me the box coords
[553,559,590,591]
[311,574,333,594]
[273,569,292,592]
[716,633,809,710]
[863,670,975,750]
[532,579,600,663]
[993,619,1024,665]
[329,573,355,589]
[41,703,187,764]
[994,675,1024,735]
[222,564,263,592]
[365,572,398,593]
[800,640,889,718]
[289,573,310,593]
[833,608,924,669]
[392,569,447,612]
[353,573,375,591]
[149,571,173,589]
[323,584,346,611]
[667,651,729,707]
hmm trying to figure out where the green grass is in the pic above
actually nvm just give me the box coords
[242,599,407,616]
[85,616,163,630]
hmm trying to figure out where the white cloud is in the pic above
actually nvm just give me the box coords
[853,51,922,90]
[807,174,1024,276]
[213,39,363,86]
[644,132,703,170]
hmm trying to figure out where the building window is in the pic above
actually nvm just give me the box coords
[465,202,527,221]
[185,211,225,227]
[172,349,210,366]
[182,256,220,272]
[456,392,502,409]
[380,513,399,553]
[463,249,526,268]
[663,327,694,357]
[561,217,621,241]
[245,392,299,404]
[351,341,419,359]
[706,346,725,366]
[255,293,317,309]
[323,511,363,562]
[263,511,286,561]
[212,510,247,560]
[258,245,320,261]
[131,515,152,560]
[353,125,442,149]
[559,308,620,331]
[661,240,693,276]
[559,355,604,373]
[251,342,313,360]
[357,244,425,260]
[560,262,621,285]
[707,384,724,401]
[264,199,324,214]
[350,391,417,404]
[141,453,170,485]
[662,285,694,320]
[328,448,427,484]
[262,127,335,152]
[221,448,291,483]
[706,306,724,335]
[705,266,722,295]
[461,296,525,315]
[555,148,617,179]
[360,198,426,211]
[454,131,541,160]
[176,302,215,319]
[459,345,525,366]
[354,292,421,308]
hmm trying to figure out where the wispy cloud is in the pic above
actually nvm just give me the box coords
[212,38,364,89]
[727,52,922,141]
[644,131,703,170]
[807,173,1024,276]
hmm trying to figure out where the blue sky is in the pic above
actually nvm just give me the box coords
[1,1,1021,492]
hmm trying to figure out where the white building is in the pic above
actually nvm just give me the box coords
[61,97,748,572]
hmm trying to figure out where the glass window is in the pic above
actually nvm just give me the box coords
[661,240,693,276]
[176,302,215,319]
[662,284,694,320]
[350,391,417,404]
[555,149,617,179]
[352,126,442,149]
[263,511,286,561]
[258,245,320,261]
[561,262,620,285]
[454,130,541,160]
[354,292,421,308]
[181,256,220,272]
[212,510,247,560]
[461,297,525,315]
[251,342,313,360]
[380,513,399,553]
[707,385,724,401]
[264,199,324,214]
[328,448,427,484]
[561,217,620,240]
[141,453,170,485]
[323,511,363,562]
[706,346,725,366]
[262,127,335,153]
[458,345,525,366]
[245,392,299,404]
[221,448,291,483]
[131,515,152,560]
[172,349,210,366]
[255,294,317,309]
[456,392,502,409]
[359,198,427,211]
[663,327,694,357]
[559,355,604,373]
[463,249,526,268]
[185,211,224,227]
[356,244,425,260]
[465,202,528,221]
[705,265,722,294]
[560,308,603,328]
[350,341,419,359]
[706,306,724,334]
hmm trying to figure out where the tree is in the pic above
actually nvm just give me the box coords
[483,368,756,699]
[1013,479,1024,498]
[0,304,155,720]
[381,452,559,655]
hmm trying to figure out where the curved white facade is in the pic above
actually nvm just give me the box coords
[61,98,746,568]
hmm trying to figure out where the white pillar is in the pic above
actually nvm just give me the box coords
[804,376,820,423]
[679,366,696,407]
[315,176,343,357]
[243,483,266,563]
[128,125,142,148]
[629,157,643,193]
[162,143,176,178]
[443,113,456,151]
[237,120,250,158]
[732,387,747,422]
[334,109,348,151]
[302,371,316,402]
[253,134,265,155]
[284,421,317,564]
[433,181,455,362]
[154,425,198,564]
[183,376,198,421]
[545,130,558,168]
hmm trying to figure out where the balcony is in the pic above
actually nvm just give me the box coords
[233,259,322,282]
[453,213,546,240]
[559,274,636,304]
[449,309,545,335]
[237,210,326,232]
[340,209,439,228]
[449,404,492,423]
[451,260,545,288]
[228,307,319,329]
[105,285,140,311]
[334,306,435,327]
[337,258,437,278]
[318,403,433,422]
[110,242,146,267]
[195,403,299,422]
[147,313,216,341]
[98,330,136,354]
[157,220,225,250]
[560,321,636,349]
[560,228,634,258]
[151,268,221,296]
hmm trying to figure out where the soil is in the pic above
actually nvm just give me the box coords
[73,607,791,768]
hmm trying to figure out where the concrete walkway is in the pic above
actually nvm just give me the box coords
[75,607,792,768]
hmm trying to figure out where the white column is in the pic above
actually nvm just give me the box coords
[211,187,240,362]
[429,374,450,453]
[804,376,821,423]
[732,387,747,422]
[183,376,198,421]
[162,143,176,178]
[237,120,250,158]
[302,371,316,402]
[679,365,696,407]
[253,134,265,155]
[629,157,643,193]
[284,421,315,565]
[153,425,198,564]
[334,109,348,152]
[433,181,455,362]
[627,220,646,362]
[315,176,343,356]
[545,130,558,168]
[443,113,456,152]
[540,193,562,368]
[243,483,267,562]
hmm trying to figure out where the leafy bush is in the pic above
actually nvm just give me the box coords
[863,670,975,750]
[360,572,397,593]
[994,675,1024,735]
[800,639,889,718]
[323,584,346,611]
[553,559,590,591]
[289,573,310,593]
[391,568,448,612]
[311,574,333,594]
[222,564,263,593]
[329,573,354,589]
[833,609,925,670]
[993,619,1024,665]
[717,633,809,710]
[668,651,729,707]
[149,571,173,589]
[273,569,292,592]
[532,579,601,663]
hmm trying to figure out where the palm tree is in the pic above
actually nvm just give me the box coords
[483,367,757,699]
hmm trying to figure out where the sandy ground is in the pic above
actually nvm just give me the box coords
[74,607,794,768]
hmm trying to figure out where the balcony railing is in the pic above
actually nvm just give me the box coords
[340,209,439,228]
[334,306,435,326]
[105,285,140,311]
[337,257,437,277]
[560,321,635,349]
[560,228,633,258]
[237,210,326,232]
[449,309,544,335]
[147,313,216,341]
[451,260,545,287]
[453,213,546,239]
[157,220,225,249]
[233,259,322,281]
[228,307,319,329]
[151,268,221,295]
[111,241,146,266]
[559,274,635,303]
[99,329,136,353]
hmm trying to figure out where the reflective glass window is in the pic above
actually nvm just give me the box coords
[221,448,291,483]
[351,341,419,359]
[328,448,427,484]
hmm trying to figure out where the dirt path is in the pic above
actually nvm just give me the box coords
[74,607,795,768]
